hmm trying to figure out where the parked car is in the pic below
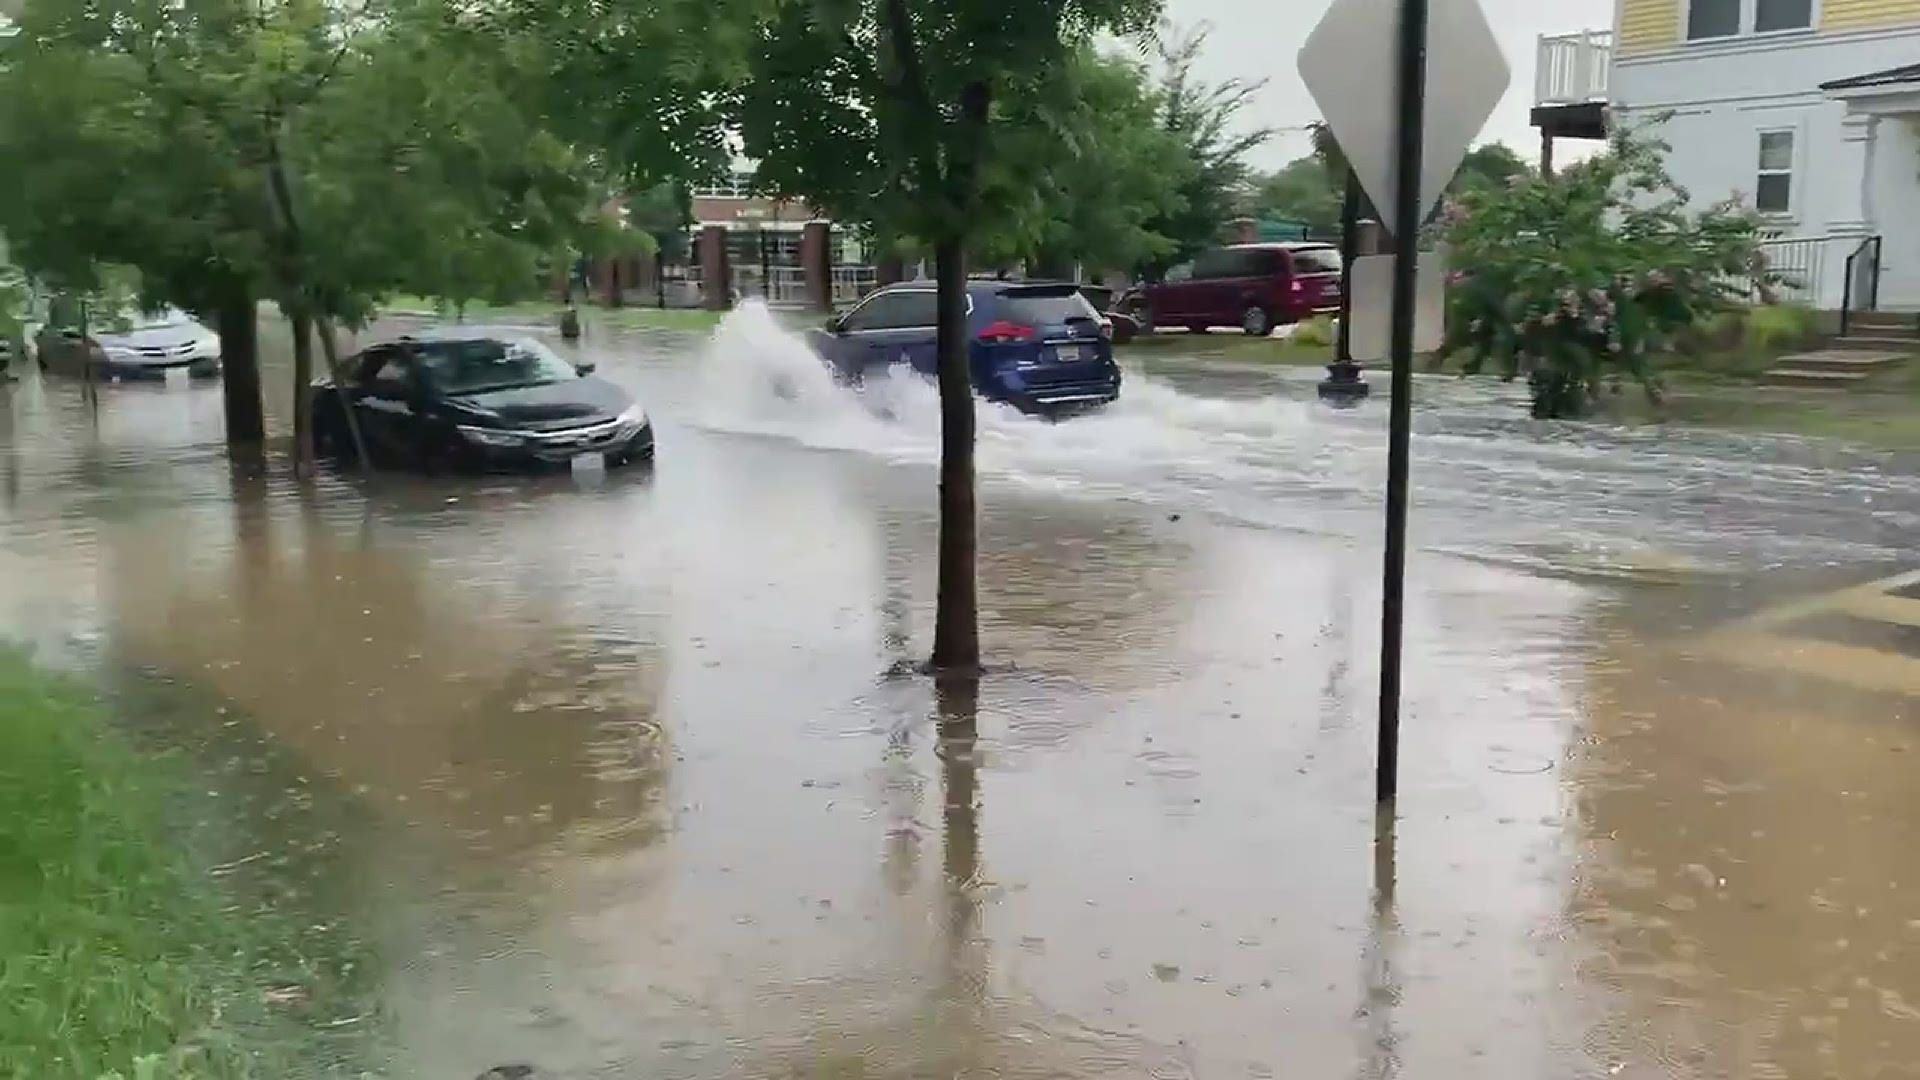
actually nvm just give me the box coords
[1076,284,1139,345]
[1124,243,1343,337]
[311,332,654,472]
[809,280,1122,414]
[36,306,222,380]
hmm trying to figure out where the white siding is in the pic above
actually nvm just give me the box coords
[1612,27,1920,307]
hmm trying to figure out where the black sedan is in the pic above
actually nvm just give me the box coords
[312,333,654,472]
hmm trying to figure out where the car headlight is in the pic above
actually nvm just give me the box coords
[618,404,649,428]
[102,345,136,361]
[456,425,527,448]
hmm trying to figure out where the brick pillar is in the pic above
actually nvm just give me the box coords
[801,221,833,313]
[635,249,658,306]
[698,225,732,311]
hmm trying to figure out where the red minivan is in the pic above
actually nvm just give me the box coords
[1134,242,1344,337]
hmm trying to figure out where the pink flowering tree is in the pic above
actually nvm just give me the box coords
[1440,126,1769,419]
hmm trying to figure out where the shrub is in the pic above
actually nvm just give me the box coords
[1745,302,1817,353]
[1291,315,1334,348]
[1442,124,1770,419]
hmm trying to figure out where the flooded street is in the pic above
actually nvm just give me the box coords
[3,307,1919,1077]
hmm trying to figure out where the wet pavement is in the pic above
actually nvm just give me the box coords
[2,306,1919,1077]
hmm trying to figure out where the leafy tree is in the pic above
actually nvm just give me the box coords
[734,0,1161,670]
[1451,143,1531,194]
[1140,25,1269,273]
[1252,155,1340,236]
[979,46,1189,278]
[0,0,596,468]
[1443,126,1767,419]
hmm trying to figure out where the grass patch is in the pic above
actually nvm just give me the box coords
[382,295,725,333]
[597,306,726,331]
[0,654,378,1078]
[1118,330,1333,366]
[1605,389,1920,451]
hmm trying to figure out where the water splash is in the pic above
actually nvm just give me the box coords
[691,302,1342,492]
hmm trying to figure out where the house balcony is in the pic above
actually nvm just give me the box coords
[1532,30,1611,146]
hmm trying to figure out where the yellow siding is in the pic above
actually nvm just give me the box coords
[1822,0,1920,31]
[1617,0,1680,55]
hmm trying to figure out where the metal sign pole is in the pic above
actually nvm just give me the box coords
[1376,0,1430,807]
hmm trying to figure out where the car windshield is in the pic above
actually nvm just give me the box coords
[415,338,578,395]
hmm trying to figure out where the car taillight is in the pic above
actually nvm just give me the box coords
[1290,278,1304,295]
[1099,319,1114,340]
[978,320,1035,344]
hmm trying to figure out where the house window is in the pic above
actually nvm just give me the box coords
[1755,0,1814,32]
[1687,0,1814,39]
[1756,130,1794,214]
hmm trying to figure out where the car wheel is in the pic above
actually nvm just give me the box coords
[1241,306,1274,337]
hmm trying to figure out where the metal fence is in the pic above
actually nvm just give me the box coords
[832,266,880,305]
[680,264,883,308]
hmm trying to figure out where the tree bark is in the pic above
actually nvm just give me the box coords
[928,235,979,672]
[290,309,315,479]
[312,315,370,471]
[214,288,265,450]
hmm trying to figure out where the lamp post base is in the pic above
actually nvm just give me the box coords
[1318,360,1371,406]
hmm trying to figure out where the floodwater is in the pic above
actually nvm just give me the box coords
[2,305,1919,1077]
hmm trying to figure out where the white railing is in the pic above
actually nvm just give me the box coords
[1536,30,1612,107]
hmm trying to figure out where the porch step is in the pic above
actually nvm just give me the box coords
[1764,349,1909,387]
[1776,349,1910,369]
[1845,311,1920,334]
[1832,334,1920,350]
[1764,368,1874,387]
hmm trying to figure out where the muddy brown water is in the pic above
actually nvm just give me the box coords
[2,308,1918,1077]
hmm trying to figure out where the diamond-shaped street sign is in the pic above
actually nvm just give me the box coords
[1298,0,1511,233]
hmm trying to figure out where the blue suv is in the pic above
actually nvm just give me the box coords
[809,280,1122,413]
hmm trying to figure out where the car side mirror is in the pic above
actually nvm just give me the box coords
[574,361,597,376]
[824,315,843,333]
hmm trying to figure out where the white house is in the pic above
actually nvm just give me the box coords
[1536,0,1920,311]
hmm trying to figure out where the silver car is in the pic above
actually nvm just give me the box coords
[37,306,222,381]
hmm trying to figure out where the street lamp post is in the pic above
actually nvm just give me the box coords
[1318,173,1371,405]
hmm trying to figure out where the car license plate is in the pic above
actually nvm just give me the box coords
[1052,344,1087,363]
[569,452,607,477]
[163,366,190,387]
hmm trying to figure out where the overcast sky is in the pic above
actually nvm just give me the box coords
[1168,0,1612,170]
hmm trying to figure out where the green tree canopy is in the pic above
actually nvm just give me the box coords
[1139,25,1270,272]
[0,0,599,445]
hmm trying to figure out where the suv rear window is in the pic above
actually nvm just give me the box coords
[998,289,1100,325]
[1288,247,1343,274]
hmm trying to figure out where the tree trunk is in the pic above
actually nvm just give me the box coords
[214,288,265,450]
[928,236,979,672]
[290,309,315,479]
[313,315,371,472]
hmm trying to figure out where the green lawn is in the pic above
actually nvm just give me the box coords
[1117,331,1334,367]
[0,655,376,1078]
[382,295,724,332]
